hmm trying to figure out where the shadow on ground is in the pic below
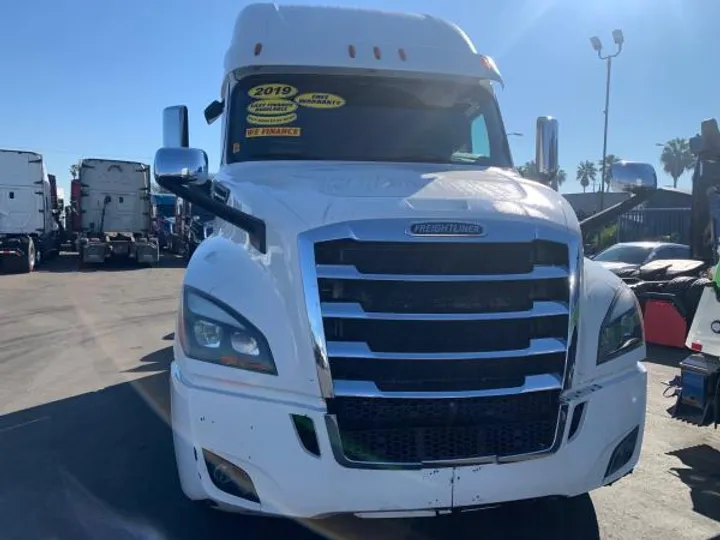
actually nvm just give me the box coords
[0,346,601,540]
[667,444,720,524]
[645,345,688,368]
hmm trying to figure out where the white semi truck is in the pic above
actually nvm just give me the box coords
[154,3,653,518]
[76,158,159,266]
[0,149,62,273]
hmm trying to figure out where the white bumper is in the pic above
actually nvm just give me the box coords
[170,361,647,519]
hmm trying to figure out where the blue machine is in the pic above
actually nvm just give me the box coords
[673,354,720,427]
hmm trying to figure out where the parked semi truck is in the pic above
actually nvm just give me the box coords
[76,158,159,266]
[154,3,651,518]
[0,149,62,273]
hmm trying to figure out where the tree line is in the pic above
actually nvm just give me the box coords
[516,137,695,192]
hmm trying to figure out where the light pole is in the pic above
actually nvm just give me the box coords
[590,29,624,211]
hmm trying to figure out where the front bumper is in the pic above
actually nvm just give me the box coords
[170,361,647,518]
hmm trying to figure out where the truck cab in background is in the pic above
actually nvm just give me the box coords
[151,192,177,250]
[75,158,159,267]
[153,2,656,519]
[173,197,216,262]
[0,149,62,273]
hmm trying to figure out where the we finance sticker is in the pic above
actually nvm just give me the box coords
[295,92,346,109]
[247,99,298,116]
[246,127,302,138]
[247,113,297,126]
[248,83,298,100]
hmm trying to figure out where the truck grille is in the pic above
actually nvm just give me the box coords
[303,225,575,467]
[327,391,560,463]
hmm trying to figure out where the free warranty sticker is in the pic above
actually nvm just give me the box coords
[295,92,346,109]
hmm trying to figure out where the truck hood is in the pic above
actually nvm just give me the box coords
[215,161,579,235]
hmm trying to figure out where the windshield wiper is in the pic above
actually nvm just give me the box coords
[390,153,491,164]
[387,155,454,163]
[247,152,486,165]
[249,152,326,161]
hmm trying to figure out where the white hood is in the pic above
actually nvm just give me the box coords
[214,161,579,236]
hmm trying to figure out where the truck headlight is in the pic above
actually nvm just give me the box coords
[597,286,644,365]
[179,286,277,374]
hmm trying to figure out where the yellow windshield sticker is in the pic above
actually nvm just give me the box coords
[249,83,299,100]
[247,113,297,126]
[246,127,302,138]
[295,92,345,109]
[247,99,298,115]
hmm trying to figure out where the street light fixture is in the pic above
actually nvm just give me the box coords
[507,132,524,137]
[590,29,624,211]
[612,29,624,46]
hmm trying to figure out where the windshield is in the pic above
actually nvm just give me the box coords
[594,244,653,265]
[226,74,511,166]
[155,204,175,219]
[193,208,215,222]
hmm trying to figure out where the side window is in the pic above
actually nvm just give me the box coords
[653,246,688,260]
[670,246,690,259]
[470,114,491,157]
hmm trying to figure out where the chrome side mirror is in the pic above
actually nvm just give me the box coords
[609,161,658,193]
[154,147,209,189]
[535,116,559,178]
[163,105,190,148]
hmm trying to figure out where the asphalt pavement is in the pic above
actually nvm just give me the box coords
[0,253,718,540]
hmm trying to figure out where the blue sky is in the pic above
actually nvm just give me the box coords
[1,0,718,197]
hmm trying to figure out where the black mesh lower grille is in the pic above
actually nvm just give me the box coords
[328,391,561,463]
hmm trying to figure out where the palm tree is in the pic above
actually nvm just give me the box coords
[576,160,598,193]
[516,160,539,179]
[552,169,567,191]
[598,154,621,189]
[659,138,694,188]
[69,163,79,180]
[517,160,566,190]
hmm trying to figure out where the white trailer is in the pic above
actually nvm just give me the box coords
[76,158,159,266]
[0,149,61,273]
[153,3,650,519]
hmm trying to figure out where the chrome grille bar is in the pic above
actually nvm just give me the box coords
[326,338,568,360]
[316,264,569,282]
[321,300,569,321]
[333,373,562,399]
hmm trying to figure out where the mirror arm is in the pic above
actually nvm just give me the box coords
[157,178,267,254]
[579,189,656,240]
